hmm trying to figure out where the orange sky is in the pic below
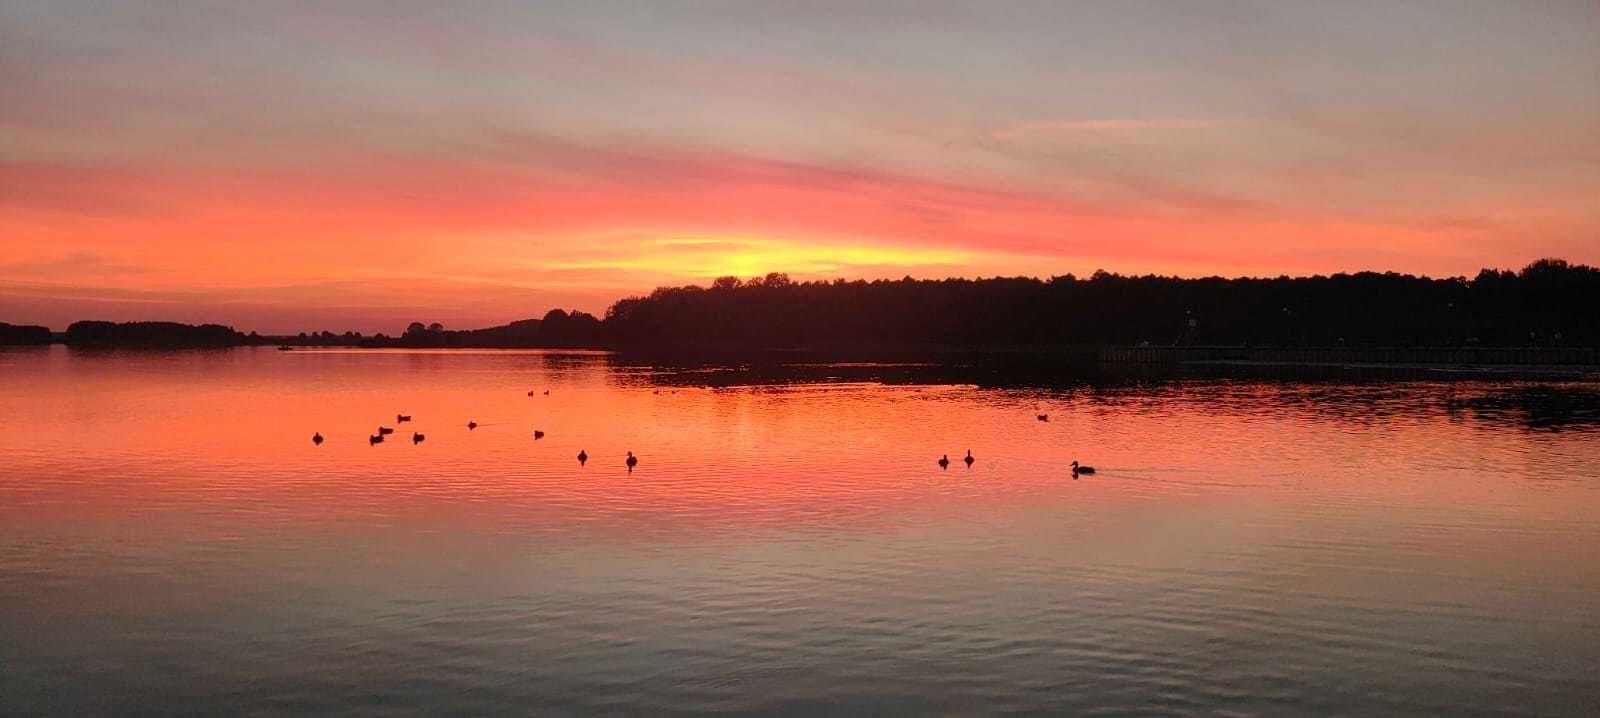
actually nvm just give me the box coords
[3,2,1598,333]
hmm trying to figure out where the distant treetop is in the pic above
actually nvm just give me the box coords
[603,259,1600,349]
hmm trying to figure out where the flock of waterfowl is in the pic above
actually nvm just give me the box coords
[936,449,1095,478]
[310,388,1095,477]
[359,416,424,445]
[309,389,639,471]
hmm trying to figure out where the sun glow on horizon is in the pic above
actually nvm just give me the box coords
[545,235,977,281]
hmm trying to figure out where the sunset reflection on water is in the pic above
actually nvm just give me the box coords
[2,347,1596,715]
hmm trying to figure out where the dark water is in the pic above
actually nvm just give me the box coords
[1,347,1597,715]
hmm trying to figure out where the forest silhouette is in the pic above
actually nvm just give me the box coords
[603,259,1599,350]
[4,259,1596,350]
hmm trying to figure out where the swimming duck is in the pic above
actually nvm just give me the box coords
[377,426,395,435]
[312,432,323,445]
[938,454,950,469]
[626,452,637,471]
[396,414,411,423]
[369,434,384,445]
[577,449,588,465]
[533,430,545,440]
[412,432,425,444]
[1071,460,1095,475]
[964,450,974,467]
[467,421,477,430]
[1037,414,1049,422]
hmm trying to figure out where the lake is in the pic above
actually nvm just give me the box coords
[1,346,1597,715]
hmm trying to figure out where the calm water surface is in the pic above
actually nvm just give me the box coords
[2,347,1597,715]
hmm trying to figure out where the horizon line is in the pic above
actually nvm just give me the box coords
[3,257,1587,336]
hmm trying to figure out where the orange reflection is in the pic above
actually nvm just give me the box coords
[2,348,1597,548]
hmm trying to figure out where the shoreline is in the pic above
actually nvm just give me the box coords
[9,343,1599,381]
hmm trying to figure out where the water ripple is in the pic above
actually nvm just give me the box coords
[0,348,1596,715]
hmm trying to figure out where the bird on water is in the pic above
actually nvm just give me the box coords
[397,414,411,423]
[964,450,974,467]
[467,421,477,430]
[626,452,638,471]
[369,434,383,446]
[1037,414,1049,422]
[312,432,323,445]
[1071,460,1095,475]
[938,454,950,469]
[534,430,545,440]
[577,449,588,465]
[377,426,394,435]
[413,432,425,444]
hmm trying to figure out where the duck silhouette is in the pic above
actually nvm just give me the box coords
[577,449,588,465]
[377,426,394,435]
[312,432,323,445]
[412,432,425,444]
[1037,414,1049,422]
[533,430,545,440]
[964,450,974,467]
[369,434,384,446]
[1071,460,1095,475]
[625,451,637,472]
[467,421,477,430]
[938,454,950,469]
[397,414,411,423]
[527,390,535,397]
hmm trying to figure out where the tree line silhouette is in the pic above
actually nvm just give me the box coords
[4,259,1595,350]
[0,322,52,345]
[603,259,1599,350]
[387,309,602,348]
[62,321,244,347]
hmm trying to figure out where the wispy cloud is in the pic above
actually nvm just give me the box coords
[989,118,1222,142]
[0,252,152,279]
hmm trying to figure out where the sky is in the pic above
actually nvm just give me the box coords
[3,1,1597,333]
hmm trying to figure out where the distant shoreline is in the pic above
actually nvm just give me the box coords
[5,320,1598,365]
[8,338,1599,381]
[4,258,1597,359]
